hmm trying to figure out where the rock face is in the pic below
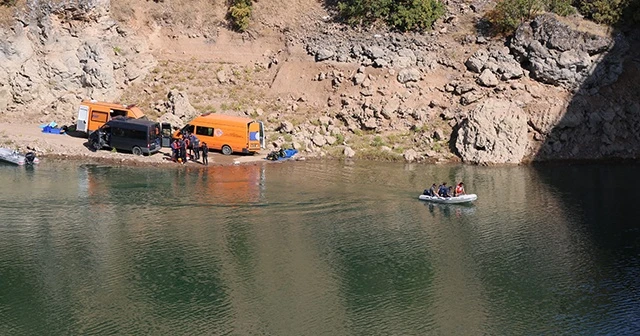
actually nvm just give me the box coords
[156,90,199,127]
[455,99,528,164]
[510,14,626,91]
[0,2,155,123]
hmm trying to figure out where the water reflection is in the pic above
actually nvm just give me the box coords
[0,161,638,335]
[425,202,477,218]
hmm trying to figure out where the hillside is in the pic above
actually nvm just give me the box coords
[1,0,639,164]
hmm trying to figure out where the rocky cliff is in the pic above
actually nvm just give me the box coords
[0,0,155,123]
[1,1,638,164]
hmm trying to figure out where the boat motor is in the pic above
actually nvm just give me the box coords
[24,151,36,165]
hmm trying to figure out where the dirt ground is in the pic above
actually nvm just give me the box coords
[0,122,274,167]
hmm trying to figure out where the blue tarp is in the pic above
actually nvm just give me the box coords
[41,126,63,134]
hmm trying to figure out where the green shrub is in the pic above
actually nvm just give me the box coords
[575,0,640,25]
[485,0,578,34]
[337,0,445,32]
[228,0,252,31]
[544,0,575,16]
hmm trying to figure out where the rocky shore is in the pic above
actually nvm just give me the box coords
[0,123,272,167]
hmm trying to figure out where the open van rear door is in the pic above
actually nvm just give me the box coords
[77,105,89,133]
[161,123,172,147]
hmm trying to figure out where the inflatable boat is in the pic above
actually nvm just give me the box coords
[0,148,39,166]
[418,194,477,204]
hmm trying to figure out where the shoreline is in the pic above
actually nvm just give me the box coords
[5,123,638,168]
[38,152,290,168]
[0,122,277,168]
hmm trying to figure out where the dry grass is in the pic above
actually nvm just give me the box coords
[111,0,226,30]
[119,58,278,120]
[554,13,612,37]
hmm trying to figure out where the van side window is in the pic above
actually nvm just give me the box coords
[112,127,125,137]
[196,126,214,137]
[123,129,146,140]
[110,109,128,118]
[91,112,108,123]
[151,125,160,138]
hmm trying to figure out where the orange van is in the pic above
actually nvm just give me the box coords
[76,100,145,135]
[173,113,265,155]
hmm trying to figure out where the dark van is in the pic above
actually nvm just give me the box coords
[89,117,162,155]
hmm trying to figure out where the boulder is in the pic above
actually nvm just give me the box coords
[312,134,327,147]
[403,149,419,162]
[397,68,420,84]
[455,98,528,164]
[477,69,499,87]
[344,146,356,158]
[510,14,625,90]
[381,98,400,119]
[279,120,294,133]
[156,90,198,120]
[315,48,335,62]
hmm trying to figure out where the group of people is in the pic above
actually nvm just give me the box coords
[423,181,466,198]
[170,132,209,165]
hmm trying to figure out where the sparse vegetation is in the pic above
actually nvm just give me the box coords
[575,0,640,25]
[336,0,446,32]
[371,135,385,147]
[486,0,639,34]
[356,148,403,161]
[228,0,252,32]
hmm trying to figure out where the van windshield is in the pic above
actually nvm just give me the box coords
[181,124,195,135]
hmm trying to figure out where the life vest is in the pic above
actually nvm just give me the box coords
[455,185,464,194]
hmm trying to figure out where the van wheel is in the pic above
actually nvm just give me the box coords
[221,145,232,155]
[132,146,143,156]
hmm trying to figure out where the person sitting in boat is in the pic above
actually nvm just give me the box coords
[429,183,439,196]
[423,183,438,196]
[455,182,466,196]
[437,182,448,197]
[446,186,454,198]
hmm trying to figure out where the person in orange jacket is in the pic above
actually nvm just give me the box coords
[455,182,466,196]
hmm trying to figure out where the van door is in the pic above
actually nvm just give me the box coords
[77,105,90,133]
[161,123,172,147]
[109,126,124,150]
[258,121,265,149]
[248,122,263,152]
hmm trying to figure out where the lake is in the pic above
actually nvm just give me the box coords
[1,160,639,335]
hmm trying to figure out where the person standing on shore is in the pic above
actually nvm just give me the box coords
[201,142,209,166]
[170,139,179,162]
[191,135,200,161]
[179,138,187,164]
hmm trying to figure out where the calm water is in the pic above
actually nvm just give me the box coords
[1,160,639,335]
